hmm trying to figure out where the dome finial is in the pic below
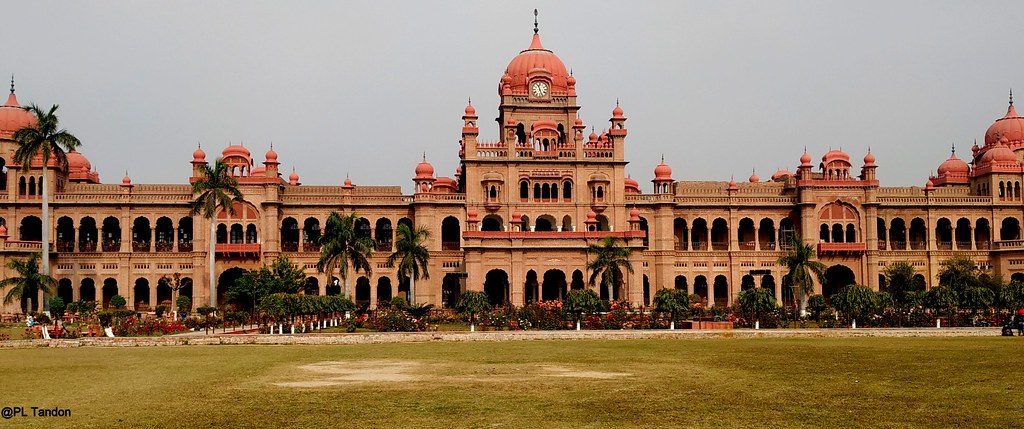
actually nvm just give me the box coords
[616,98,620,106]
[661,154,665,162]
[9,75,13,94]
[534,9,539,35]
[1011,88,1014,106]
[951,142,955,154]
[422,151,426,161]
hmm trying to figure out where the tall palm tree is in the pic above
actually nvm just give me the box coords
[586,236,634,301]
[190,158,244,307]
[386,223,430,305]
[777,234,826,316]
[0,252,57,314]
[12,104,81,285]
[317,212,373,299]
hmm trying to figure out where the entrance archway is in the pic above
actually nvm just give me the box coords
[442,273,462,308]
[484,269,509,306]
[377,277,393,305]
[823,265,856,301]
[217,268,247,306]
[355,277,371,309]
[713,275,728,307]
[542,269,567,301]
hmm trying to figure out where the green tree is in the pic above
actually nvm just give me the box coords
[109,294,127,309]
[737,287,778,325]
[936,255,1001,313]
[317,212,373,298]
[12,104,81,283]
[883,261,921,309]
[564,289,601,327]
[228,255,304,311]
[1002,281,1024,312]
[653,288,690,328]
[830,284,877,325]
[586,236,634,300]
[456,290,491,332]
[190,158,244,307]
[0,252,57,314]
[176,295,191,316]
[48,296,66,323]
[806,294,827,320]
[386,223,430,305]
[777,235,826,316]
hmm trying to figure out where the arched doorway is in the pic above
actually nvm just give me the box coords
[542,269,567,301]
[441,216,461,250]
[713,275,728,307]
[58,279,73,304]
[570,270,585,290]
[355,277,371,309]
[694,275,708,303]
[217,268,247,306]
[741,275,755,291]
[80,278,96,303]
[761,274,776,299]
[304,277,320,296]
[524,270,538,303]
[134,278,150,310]
[102,278,119,309]
[442,273,462,308]
[484,269,509,306]
[157,278,172,307]
[823,265,856,301]
[377,277,393,305]
[675,275,688,293]
[326,277,341,296]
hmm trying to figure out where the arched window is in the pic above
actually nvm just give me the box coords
[563,181,572,200]
[534,183,541,200]
[551,183,558,201]
[489,185,497,200]
[596,186,604,200]
[845,223,856,243]
[820,224,830,242]
[541,183,550,200]
[520,181,528,200]
[246,224,257,243]
[28,176,36,196]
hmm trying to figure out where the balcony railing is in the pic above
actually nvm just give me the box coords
[133,241,151,252]
[155,241,174,252]
[102,240,120,252]
[302,243,320,252]
[216,243,261,254]
[376,241,393,252]
[57,241,74,252]
[282,242,299,252]
[442,241,460,251]
[178,242,193,252]
[79,241,97,252]
[817,242,866,254]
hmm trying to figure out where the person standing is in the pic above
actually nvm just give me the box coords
[1016,309,1024,336]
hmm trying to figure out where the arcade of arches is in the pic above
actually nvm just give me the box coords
[5,23,1024,313]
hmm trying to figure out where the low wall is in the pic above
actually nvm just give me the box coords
[0,327,1000,348]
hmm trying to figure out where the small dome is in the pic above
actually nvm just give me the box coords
[771,169,794,181]
[654,158,673,180]
[612,104,624,118]
[289,170,299,185]
[0,90,37,137]
[567,74,576,87]
[728,178,738,191]
[342,176,354,189]
[574,117,583,127]
[748,170,759,183]
[66,150,91,172]
[251,166,266,177]
[121,173,132,186]
[192,145,206,162]
[467,207,478,221]
[937,151,970,175]
[624,175,641,194]
[800,150,812,166]
[629,207,640,221]
[821,149,850,164]
[265,146,278,162]
[588,129,598,142]
[925,179,935,189]
[414,156,434,179]
[464,102,476,116]
[863,150,876,166]
[586,210,597,222]
[511,210,522,222]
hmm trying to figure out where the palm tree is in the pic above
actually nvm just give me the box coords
[190,158,244,307]
[386,223,430,305]
[0,252,57,314]
[586,236,634,300]
[777,234,826,316]
[317,212,373,299]
[12,104,81,285]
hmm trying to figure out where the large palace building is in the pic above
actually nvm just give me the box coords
[3,25,1024,314]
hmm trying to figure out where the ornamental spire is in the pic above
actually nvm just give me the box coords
[534,9,539,35]
[9,75,13,94]
[1011,88,1014,106]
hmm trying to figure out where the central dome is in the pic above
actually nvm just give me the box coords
[0,91,37,138]
[502,33,570,96]
[985,100,1024,147]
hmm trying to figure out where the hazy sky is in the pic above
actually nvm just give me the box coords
[6,1,1024,193]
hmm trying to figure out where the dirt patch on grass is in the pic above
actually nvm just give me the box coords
[274,359,419,387]
[540,365,631,379]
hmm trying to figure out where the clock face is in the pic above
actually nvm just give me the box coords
[531,81,548,97]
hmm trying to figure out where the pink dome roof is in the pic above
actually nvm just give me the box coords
[467,206,478,220]
[629,207,640,221]
[980,138,1016,164]
[612,104,624,118]
[121,173,132,186]
[748,170,759,183]
[342,176,354,189]
[771,169,794,181]
[654,158,673,180]
[985,98,1024,147]
[624,175,641,194]
[0,90,37,137]
[222,143,250,160]
[863,150,876,166]
[414,156,434,179]
[66,150,91,172]
[251,166,266,176]
[503,33,570,96]
[937,151,969,175]
[588,129,598,142]
[800,150,812,166]
[821,149,850,164]
[574,117,583,127]
[511,210,522,222]
[192,145,206,162]
[464,101,476,116]
[288,170,299,184]
[586,210,597,222]
[265,146,278,162]
[728,178,738,190]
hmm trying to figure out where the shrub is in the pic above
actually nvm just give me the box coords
[830,284,878,324]
[176,295,191,315]
[565,289,601,322]
[653,289,690,325]
[389,296,409,310]
[367,307,425,332]
[196,306,217,316]
[48,296,66,322]
[807,294,827,320]
[109,295,127,309]
[737,288,778,324]
[154,305,168,318]
[456,291,491,327]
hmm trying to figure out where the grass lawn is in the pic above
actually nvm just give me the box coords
[1,337,1022,428]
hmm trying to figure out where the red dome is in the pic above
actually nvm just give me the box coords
[265,146,278,162]
[748,170,759,183]
[343,176,353,188]
[586,210,597,222]
[925,179,935,189]
[654,158,673,181]
[863,150,876,166]
[821,149,850,163]
[771,169,794,181]
[467,207,478,221]
[502,33,570,96]
[728,178,738,190]
[121,173,132,186]
[511,210,522,222]
[192,145,206,162]
[980,139,1016,164]
[574,117,583,127]
[612,104,624,118]
[0,91,37,137]
[66,150,91,172]
[800,150,812,166]
[629,207,640,221]
[464,102,476,116]
[414,156,434,179]
[288,170,299,185]
[985,100,1024,147]
[588,129,598,142]
[251,166,266,176]
[624,175,640,194]
[937,152,969,175]
[222,143,250,159]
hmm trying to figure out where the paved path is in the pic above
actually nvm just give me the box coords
[0,327,1004,348]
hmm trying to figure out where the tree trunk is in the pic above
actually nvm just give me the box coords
[209,216,217,307]
[41,165,50,311]
[409,276,415,306]
[799,286,808,317]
